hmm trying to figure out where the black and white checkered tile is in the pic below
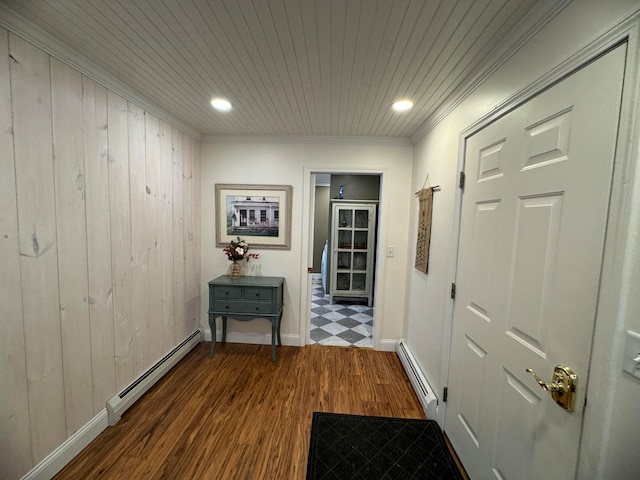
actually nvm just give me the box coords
[310,275,373,347]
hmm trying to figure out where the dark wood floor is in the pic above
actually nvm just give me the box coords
[53,342,432,479]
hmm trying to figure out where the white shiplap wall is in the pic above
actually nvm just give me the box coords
[0,29,201,479]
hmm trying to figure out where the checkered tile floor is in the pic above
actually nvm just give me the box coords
[310,275,373,347]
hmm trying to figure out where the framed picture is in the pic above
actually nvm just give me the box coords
[215,183,293,250]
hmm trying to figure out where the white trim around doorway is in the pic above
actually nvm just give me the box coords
[300,166,389,350]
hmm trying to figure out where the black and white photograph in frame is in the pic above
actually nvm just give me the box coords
[215,183,292,249]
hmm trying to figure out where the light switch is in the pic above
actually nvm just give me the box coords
[622,330,640,380]
[386,246,394,257]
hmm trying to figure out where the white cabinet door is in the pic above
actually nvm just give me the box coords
[445,45,625,479]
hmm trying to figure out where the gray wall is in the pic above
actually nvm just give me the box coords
[312,185,330,273]
[330,174,380,200]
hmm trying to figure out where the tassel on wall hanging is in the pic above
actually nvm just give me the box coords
[414,174,438,273]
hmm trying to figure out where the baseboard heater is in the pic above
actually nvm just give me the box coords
[396,341,439,419]
[106,329,203,426]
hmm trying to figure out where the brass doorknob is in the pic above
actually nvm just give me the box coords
[526,368,562,392]
[526,365,578,411]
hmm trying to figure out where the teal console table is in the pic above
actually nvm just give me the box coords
[208,275,285,361]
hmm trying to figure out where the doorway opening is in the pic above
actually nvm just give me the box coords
[309,173,380,347]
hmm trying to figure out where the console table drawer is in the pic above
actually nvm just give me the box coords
[243,286,272,301]
[213,286,242,299]
[213,300,273,315]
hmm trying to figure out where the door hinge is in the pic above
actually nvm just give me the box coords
[459,171,466,189]
[443,387,448,402]
[450,283,456,299]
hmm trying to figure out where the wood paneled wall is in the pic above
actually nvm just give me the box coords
[0,30,201,479]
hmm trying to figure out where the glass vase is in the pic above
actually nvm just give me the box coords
[229,261,241,280]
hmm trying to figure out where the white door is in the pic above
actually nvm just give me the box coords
[445,45,626,480]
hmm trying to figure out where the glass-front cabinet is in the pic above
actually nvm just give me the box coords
[330,202,377,305]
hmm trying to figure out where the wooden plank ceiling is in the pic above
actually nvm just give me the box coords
[1,0,544,138]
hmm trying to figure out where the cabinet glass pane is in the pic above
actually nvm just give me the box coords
[353,252,367,271]
[337,252,351,269]
[338,209,352,227]
[354,209,369,228]
[352,273,366,291]
[338,230,352,249]
[336,273,350,290]
[353,231,367,249]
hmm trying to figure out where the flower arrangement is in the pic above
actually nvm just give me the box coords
[223,237,260,262]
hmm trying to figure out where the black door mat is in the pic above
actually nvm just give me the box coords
[306,412,464,480]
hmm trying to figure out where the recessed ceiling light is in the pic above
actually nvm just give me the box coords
[392,99,414,112]
[211,98,232,112]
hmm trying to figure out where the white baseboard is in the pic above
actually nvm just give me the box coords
[378,339,398,352]
[21,410,109,480]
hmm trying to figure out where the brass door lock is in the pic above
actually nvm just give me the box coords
[526,365,578,411]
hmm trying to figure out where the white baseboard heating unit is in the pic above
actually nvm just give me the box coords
[107,329,203,425]
[396,341,438,419]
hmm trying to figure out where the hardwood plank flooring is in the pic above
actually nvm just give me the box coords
[54,342,428,479]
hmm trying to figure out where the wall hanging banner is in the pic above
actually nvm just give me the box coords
[415,186,434,273]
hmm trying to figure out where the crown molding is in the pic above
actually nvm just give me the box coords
[201,134,412,146]
[410,0,572,143]
[0,3,202,141]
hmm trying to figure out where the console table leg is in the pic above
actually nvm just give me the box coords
[222,316,227,343]
[276,313,282,346]
[271,320,277,362]
[208,314,216,358]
